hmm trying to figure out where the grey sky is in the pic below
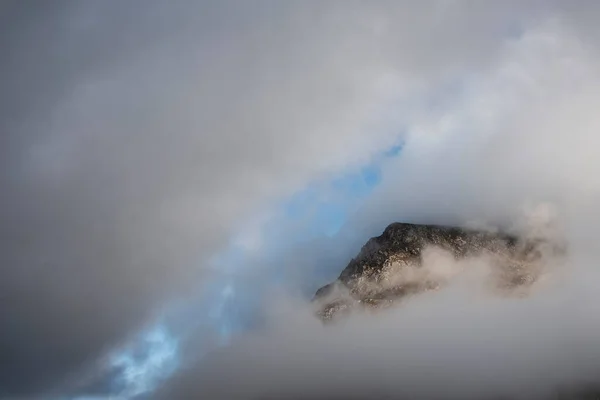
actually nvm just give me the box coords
[2,1,600,399]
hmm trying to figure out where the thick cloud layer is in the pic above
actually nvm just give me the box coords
[0,1,398,395]
[158,254,600,400]
[3,1,600,399]
[157,3,600,400]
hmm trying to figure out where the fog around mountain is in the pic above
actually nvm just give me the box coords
[2,2,600,399]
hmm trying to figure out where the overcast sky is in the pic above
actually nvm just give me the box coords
[3,1,600,399]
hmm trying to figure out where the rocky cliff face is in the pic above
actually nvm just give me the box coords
[314,222,560,321]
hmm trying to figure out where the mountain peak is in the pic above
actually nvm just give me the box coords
[314,222,563,321]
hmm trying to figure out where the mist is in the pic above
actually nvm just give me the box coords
[2,1,600,399]
[156,4,600,399]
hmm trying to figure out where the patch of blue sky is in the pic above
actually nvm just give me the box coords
[108,324,179,399]
[62,324,179,400]
[384,142,403,158]
[280,140,402,240]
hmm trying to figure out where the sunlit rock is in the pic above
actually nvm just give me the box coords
[314,222,564,321]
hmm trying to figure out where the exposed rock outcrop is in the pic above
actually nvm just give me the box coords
[314,222,562,321]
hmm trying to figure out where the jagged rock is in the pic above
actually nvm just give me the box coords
[314,222,561,321]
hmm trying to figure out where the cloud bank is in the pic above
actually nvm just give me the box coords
[2,1,600,399]
[158,3,600,400]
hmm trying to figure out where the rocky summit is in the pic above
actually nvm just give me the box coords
[313,222,561,321]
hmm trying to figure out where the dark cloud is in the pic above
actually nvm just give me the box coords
[0,1,303,395]
[0,1,413,395]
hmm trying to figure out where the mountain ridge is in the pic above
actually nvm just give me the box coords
[313,222,560,321]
